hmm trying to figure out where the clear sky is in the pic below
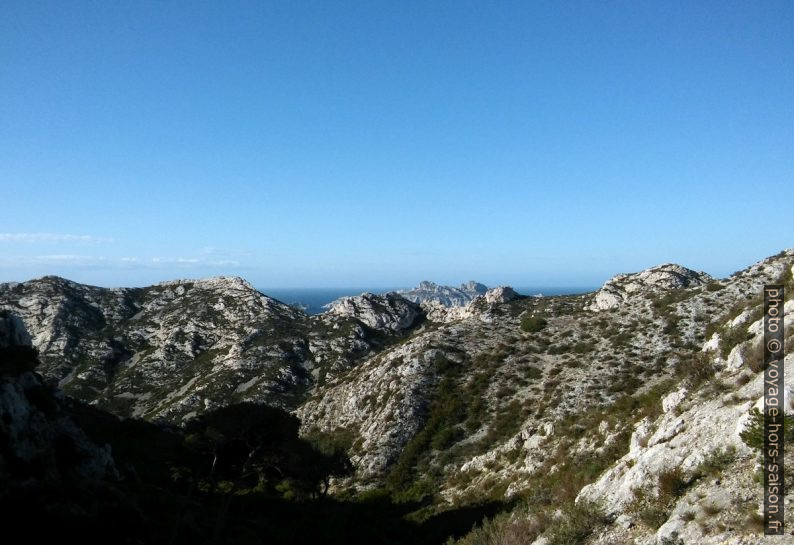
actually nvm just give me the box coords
[1,1,792,288]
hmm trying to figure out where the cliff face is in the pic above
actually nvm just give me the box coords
[1,250,793,545]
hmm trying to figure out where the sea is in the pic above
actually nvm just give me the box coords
[259,286,596,315]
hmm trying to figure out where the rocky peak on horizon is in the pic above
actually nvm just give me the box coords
[396,280,488,308]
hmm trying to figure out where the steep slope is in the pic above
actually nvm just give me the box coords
[446,250,793,545]
[298,254,779,497]
[299,251,792,523]
[575,259,794,545]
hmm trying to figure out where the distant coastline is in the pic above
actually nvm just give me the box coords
[260,286,597,315]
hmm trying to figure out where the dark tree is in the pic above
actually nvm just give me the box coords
[180,403,353,544]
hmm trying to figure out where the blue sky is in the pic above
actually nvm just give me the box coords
[1,1,792,288]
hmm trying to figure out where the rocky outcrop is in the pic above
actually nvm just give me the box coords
[0,276,319,422]
[420,286,520,323]
[395,280,488,307]
[323,292,423,331]
[588,263,713,311]
[484,286,519,304]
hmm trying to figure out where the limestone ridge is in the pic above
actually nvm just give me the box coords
[395,280,488,307]
[588,263,713,311]
[0,276,424,423]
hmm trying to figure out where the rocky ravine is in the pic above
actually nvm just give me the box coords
[1,249,793,544]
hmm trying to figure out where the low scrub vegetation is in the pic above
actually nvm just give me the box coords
[673,352,715,389]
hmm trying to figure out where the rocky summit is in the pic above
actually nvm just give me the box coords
[1,249,793,545]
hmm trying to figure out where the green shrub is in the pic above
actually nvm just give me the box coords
[627,467,692,530]
[740,408,794,451]
[521,365,542,380]
[744,510,765,532]
[431,426,461,450]
[652,290,695,316]
[720,324,753,359]
[696,446,735,477]
[450,510,545,545]
[673,353,714,388]
[547,344,571,355]
[638,505,669,529]
[662,317,679,336]
[705,281,724,292]
[478,400,525,449]
[571,341,595,354]
[521,316,547,333]
[658,467,688,499]
[610,331,632,347]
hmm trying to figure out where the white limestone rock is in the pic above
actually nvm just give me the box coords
[588,263,713,311]
[702,332,720,353]
[323,292,423,331]
[421,300,476,323]
[662,387,688,414]
[484,286,520,304]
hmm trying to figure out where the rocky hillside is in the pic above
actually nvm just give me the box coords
[448,250,794,545]
[1,249,793,544]
[0,277,421,422]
